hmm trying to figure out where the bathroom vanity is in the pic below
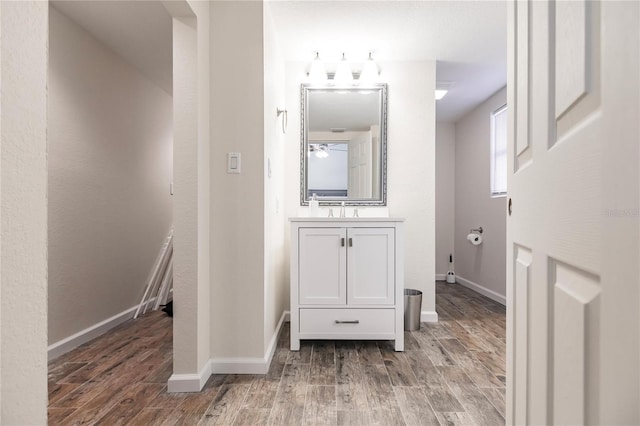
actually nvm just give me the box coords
[289,218,405,351]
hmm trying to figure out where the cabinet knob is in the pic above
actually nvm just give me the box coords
[335,320,359,324]
[341,238,345,247]
[349,238,353,247]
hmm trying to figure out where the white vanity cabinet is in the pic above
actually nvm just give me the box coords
[290,218,405,351]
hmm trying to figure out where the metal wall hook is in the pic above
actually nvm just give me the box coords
[276,108,288,134]
[470,227,483,234]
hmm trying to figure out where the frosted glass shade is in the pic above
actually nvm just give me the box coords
[334,55,353,86]
[359,55,378,85]
[309,54,327,85]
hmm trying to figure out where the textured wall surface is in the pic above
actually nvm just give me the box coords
[436,122,456,277]
[1,1,48,423]
[263,1,287,354]
[454,87,507,300]
[48,7,173,345]
[170,0,212,380]
[209,1,266,359]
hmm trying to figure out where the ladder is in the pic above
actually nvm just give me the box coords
[134,230,173,319]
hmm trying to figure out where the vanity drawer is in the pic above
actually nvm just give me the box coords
[299,308,395,338]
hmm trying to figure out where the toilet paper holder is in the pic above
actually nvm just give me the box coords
[470,227,483,234]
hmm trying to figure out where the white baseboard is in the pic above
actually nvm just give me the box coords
[421,310,439,323]
[210,309,289,374]
[210,357,271,375]
[435,274,446,281]
[168,360,212,393]
[168,310,290,390]
[47,298,156,361]
[456,275,506,306]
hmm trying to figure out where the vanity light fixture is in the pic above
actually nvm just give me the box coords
[333,53,353,86]
[358,52,379,85]
[435,89,448,100]
[309,52,328,85]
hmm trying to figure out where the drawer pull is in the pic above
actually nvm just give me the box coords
[335,320,360,324]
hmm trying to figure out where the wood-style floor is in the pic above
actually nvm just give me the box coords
[48,282,506,425]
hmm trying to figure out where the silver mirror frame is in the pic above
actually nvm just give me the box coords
[300,83,388,206]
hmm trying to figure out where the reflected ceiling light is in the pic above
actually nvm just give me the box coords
[359,52,378,85]
[309,52,327,85]
[309,143,330,158]
[315,149,329,159]
[435,89,448,100]
[333,53,353,86]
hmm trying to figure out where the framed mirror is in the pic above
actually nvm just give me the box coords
[300,83,388,206]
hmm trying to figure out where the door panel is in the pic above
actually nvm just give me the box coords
[299,228,346,305]
[555,0,587,118]
[555,0,601,140]
[348,132,373,198]
[508,0,639,424]
[347,227,394,305]
[551,259,600,426]
[513,245,531,426]
[514,0,531,171]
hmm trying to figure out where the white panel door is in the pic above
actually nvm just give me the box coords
[347,227,394,305]
[348,132,373,198]
[507,1,639,424]
[299,228,346,305]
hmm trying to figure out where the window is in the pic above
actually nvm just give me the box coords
[490,105,508,197]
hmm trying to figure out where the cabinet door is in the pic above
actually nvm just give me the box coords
[299,228,347,305]
[347,228,394,305]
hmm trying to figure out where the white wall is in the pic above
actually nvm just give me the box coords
[171,1,287,383]
[454,86,507,303]
[1,1,48,423]
[210,1,266,359]
[48,7,173,346]
[284,61,437,320]
[263,1,287,355]
[436,122,455,278]
[167,0,211,388]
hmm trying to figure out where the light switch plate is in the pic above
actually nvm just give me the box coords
[227,152,241,174]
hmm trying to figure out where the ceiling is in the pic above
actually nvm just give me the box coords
[51,0,507,123]
[309,90,381,132]
[51,0,173,94]
[269,1,507,122]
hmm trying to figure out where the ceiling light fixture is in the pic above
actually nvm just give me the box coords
[333,53,353,86]
[309,143,330,159]
[358,52,378,86]
[435,89,448,100]
[309,52,327,85]
[315,149,329,159]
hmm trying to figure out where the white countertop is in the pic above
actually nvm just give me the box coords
[289,217,405,222]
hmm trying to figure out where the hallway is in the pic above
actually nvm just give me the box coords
[48,283,505,425]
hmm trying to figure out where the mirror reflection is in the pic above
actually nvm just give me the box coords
[301,84,387,205]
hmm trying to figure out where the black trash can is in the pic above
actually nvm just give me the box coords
[404,289,422,331]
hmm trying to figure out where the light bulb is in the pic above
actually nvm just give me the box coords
[309,52,327,85]
[359,52,378,86]
[334,53,353,86]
